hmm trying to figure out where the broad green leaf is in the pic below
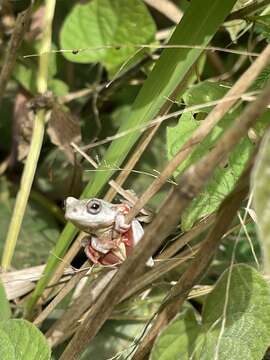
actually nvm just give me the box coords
[0,319,50,360]
[27,0,238,315]
[13,63,37,94]
[150,308,202,360]
[151,265,270,360]
[253,129,270,274]
[13,64,68,96]
[60,0,156,74]
[167,82,253,230]
[0,281,11,321]
[254,14,270,42]
[183,81,229,112]
[0,178,60,268]
[48,79,69,97]
[13,42,58,94]
[199,264,270,360]
[181,136,252,230]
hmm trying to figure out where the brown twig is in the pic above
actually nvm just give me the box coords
[132,156,254,359]
[125,43,270,224]
[157,213,216,259]
[46,269,117,346]
[40,235,83,302]
[59,56,270,360]
[0,6,32,105]
[104,125,159,202]
[34,260,91,326]
[143,0,182,24]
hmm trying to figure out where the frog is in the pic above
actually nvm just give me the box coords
[64,197,154,267]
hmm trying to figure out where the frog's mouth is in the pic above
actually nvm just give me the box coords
[65,213,115,233]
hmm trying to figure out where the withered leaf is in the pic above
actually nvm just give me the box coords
[12,91,33,163]
[47,103,81,164]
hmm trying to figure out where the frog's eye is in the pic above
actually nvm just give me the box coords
[86,199,101,214]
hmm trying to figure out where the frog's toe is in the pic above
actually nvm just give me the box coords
[81,236,91,247]
[146,257,154,267]
[115,214,131,233]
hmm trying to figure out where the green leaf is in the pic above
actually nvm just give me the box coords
[13,42,58,94]
[151,265,270,360]
[60,0,156,74]
[13,63,37,94]
[253,129,270,274]
[150,307,202,360]
[0,319,50,360]
[27,0,238,315]
[200,264,270,360]
[167,82,253,230]
[183,81,229,112]
[254,14,270,42]
[48,79,69,97]
[0,281,11,321]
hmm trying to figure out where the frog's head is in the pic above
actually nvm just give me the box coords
[64,197,116,234]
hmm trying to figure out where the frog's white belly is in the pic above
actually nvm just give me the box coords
[91,237,109,254]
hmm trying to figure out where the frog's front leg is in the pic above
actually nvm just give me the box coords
[114,213,131,234]
[91,236,111,253]
[81,236,101,264]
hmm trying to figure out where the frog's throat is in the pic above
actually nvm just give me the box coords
[92,224,114,236]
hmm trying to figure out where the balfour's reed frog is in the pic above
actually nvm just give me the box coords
[65,197,154,267]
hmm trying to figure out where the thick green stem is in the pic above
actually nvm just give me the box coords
[1,0,56,270]
[2,112,45,270]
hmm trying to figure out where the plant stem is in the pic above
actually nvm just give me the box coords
[0,6,32,105]
[1,0,56,271]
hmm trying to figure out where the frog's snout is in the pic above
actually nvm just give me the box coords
[65,197,78,207]
[64,197,80,218]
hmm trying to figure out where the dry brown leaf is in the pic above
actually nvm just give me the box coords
[47,103,81,164]
[12,91,33,162]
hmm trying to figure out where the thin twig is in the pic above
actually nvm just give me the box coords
[104,125,159,202]
[34,260,91,326]
[23,44,261,59]
[39,235,83,303]
[59,57,270,360]
[0,6,32,105]
[46,269,117,346]
[158,213,216,259]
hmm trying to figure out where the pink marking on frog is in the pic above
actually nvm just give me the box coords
[85,203,135,266]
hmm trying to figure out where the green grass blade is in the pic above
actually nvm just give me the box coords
[26,0,237,315]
